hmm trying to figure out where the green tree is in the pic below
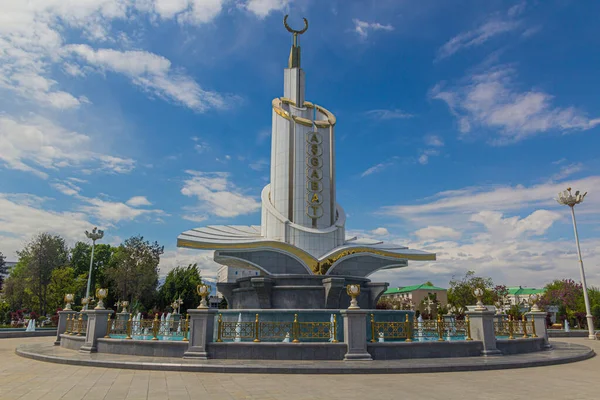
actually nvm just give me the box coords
[423,281,435,287]
[16,233,69,315]
[70,241,114,295]
[2,261,33,311]
[158,264,202,312]
[47,266,87,313]
[105,236,163,308]
[447,270,494,316]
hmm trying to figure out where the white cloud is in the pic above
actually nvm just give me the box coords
[431,66,600,143]
[414,226,461,240]
[551,163,583,181]
[249,158,269,171]
[436,19,520,60]
[177,0,226,24]
[181,170,261,218]
[0,114,135,178]
[380,176,600,219]
[470,210,561,241]
[48,181,163,224]
[365,109,412,120]
[425,135,444,147]
[361,161,392,177]
[51,181,81,196]
[370,227,389,236]
[0,193,95,260]
[243,0,291,18]
[79,196,163,223]
[0,1,231,111]
[63,45,229,112]
[418,149,440,165]
[126,196,152,207]
[159,247,219,278]
[353,19,394,38]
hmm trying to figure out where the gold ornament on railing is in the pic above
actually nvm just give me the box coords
[405,314,413,342]
[292,314,300,343]
[522,315,529,338]
[473,288,486,311]
[81,297,89,310]
[65,314,72,334]
[76,313,84,336]
[253,314,261,343]
[370,314,377,343]
[216,314,223,342]
[105,314,112,338]
[437,314,445,342]
[332,314,338,343]
[196,284,210,309]
[64,293,74,311]
[182,315,190,342]
[346,284,361,309]
[125,314,133,340]
[95,288,108,310]
[465,315,473,341]
[529,315,537,338]
[508,315,515,340]
[152,314,160,340]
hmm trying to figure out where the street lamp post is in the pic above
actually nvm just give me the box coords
[557,188,595,340]
[84,227,104,311]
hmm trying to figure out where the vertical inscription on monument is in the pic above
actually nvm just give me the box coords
[306,131,323,223]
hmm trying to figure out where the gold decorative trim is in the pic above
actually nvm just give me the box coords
[178,238,436,275]
[316,105,336,126]
[272,98,335,127]
[272,98,292,120]
[292,116,313,127]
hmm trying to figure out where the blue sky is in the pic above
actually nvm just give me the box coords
[1,0,599,289]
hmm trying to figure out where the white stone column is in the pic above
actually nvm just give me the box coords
[80,309,113,353]
[466,310,501,356]
[340,310,372,361]
[183,309,217,359]
[527,311,551,349]
[55,310,77,345]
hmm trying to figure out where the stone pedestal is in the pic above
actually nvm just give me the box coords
[527,311,551,349]
[183,309,217,360]
[80,309,113,353]
[467,310,501,356]
[341,310,372,361]
[55,310,78,345]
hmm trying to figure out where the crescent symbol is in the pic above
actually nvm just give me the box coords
[283,15,308,35]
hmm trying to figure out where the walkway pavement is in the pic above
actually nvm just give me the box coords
[1,337,599,400]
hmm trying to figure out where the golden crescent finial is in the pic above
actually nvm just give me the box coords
[283,15,308,35]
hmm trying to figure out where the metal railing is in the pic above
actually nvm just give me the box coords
[215,313,339,343]
[411,315,473,342]
[105,314,189,341]
[494,316,536,340]
[370,314,412,342]
[65,313,87,336]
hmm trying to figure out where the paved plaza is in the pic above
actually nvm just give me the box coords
[0,337,597,400]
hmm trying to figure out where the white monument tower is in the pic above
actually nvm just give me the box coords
[178,16,435,309]
[261,16,344,258]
